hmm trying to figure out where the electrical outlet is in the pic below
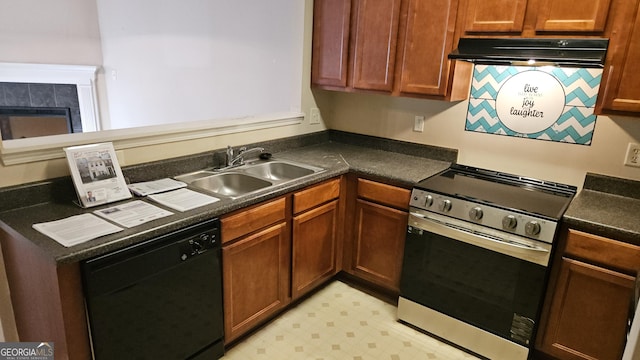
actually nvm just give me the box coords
[310,108,322,125]
[624,142,640,167]
[413,115,425,132]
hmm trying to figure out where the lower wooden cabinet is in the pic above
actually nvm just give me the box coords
[292,178,342,300]
[222,175,413,344]
[222,223,290,343]
[221,197,291,344]
[345,177,411,293]
[351,199,408,292]
[540,258,634,360]
[292,200,339,299]
[221,178,343,343]
[537,229,640,360]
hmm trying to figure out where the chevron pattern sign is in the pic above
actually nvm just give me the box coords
[466,65,603,145]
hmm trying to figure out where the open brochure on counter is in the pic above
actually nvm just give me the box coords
[33,190,219,246]
[32,214,124,247]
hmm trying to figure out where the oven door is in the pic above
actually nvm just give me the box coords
[399,210,552,350]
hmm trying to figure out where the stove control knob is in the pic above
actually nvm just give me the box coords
[425,195,434,207]
[525,221,541,236]
[469,207,483,221]
[502,215,518,230]
[438,199,452,212]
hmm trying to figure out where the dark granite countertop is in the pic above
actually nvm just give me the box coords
[0,133,453,264]
[563,173,640,246]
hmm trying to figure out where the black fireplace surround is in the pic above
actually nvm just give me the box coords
[0,82,82,140]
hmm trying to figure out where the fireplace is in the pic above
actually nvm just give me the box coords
[0,63,100,136]
[0,106,74,140]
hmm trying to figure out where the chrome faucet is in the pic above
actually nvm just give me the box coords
[225,146,264,167]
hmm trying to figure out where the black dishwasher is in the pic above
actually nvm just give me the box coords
[82,218,224,360]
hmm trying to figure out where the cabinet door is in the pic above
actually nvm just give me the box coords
[535,0,612,32]
[397,0,459,96]
[222,222,290,343]
[292,200,339,299]
[539,257,635,360]
[464,0,528,33]
[351,0,402,91]
[351,199,408,292]
[311,0,352,88]
[599,4,640,113]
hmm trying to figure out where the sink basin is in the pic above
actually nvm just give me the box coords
[242,161,316,181]
[175,158,324,199]
[185,173,272,198]
[174,170,217,184]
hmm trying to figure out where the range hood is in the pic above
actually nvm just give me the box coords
[449,38,608,68]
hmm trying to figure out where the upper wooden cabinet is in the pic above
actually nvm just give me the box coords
[597,1,640,115]
[311,0,471,100]
[535,0,613,32]
[464,0,528,33]
[396,0,471,98]
[461,0,614,36]
[351,0,402,91]
[311,0,351,88]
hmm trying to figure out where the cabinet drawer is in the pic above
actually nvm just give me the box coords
[357,178,410,210]
[222,197,287,244]
[293,178,340,214]
[565,229,640,275]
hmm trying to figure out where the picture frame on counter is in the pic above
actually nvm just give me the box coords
[64,142,131,208]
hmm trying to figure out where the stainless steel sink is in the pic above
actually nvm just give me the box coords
[175,159,325,199]
[186,172,272,198]
[174,170,217,184]
[242,161,316,181]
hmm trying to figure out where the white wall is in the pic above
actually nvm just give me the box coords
[97,0,305,130]
[322,91,640,188]
[1,0,305,136]
[0,0,109,129]
[0,0,323,188]
[0,0,103,65]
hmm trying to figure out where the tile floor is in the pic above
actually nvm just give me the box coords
[222,280,481,360]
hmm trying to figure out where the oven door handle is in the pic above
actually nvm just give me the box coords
[409,212,551,266]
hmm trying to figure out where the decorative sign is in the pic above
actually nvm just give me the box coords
[466,65,603,145]
[495,71,565,134]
